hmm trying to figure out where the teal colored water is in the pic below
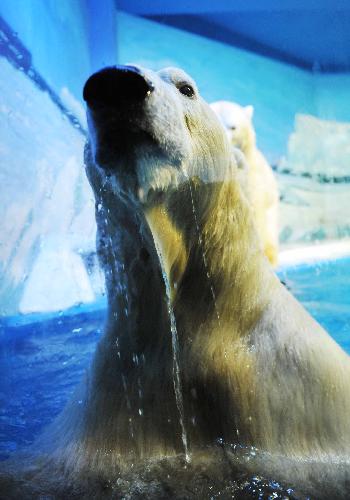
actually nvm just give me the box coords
[279,257,350,353]
[0,258,349,460]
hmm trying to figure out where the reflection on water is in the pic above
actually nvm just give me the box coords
[0,257,349,461]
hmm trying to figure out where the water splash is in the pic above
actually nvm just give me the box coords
[156,245,190,462]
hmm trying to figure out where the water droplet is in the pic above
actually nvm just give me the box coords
[138,408,143,416]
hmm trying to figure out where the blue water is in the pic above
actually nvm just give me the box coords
[0,258,349,461]
[0,307,104,460]
[278,257,350,352]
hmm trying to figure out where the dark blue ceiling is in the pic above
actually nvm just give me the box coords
[117,0,350,73]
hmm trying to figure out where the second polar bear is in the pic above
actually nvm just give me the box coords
[211,101,279,266]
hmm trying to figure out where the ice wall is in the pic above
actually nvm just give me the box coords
[279,114,350,243]
[0,0,117,317]
[0,57,103,316]
[285,114,350,177]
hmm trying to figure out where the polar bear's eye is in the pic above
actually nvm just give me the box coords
[229,125,237,131]
[178,84,195,98]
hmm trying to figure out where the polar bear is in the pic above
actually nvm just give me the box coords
[80,65,350,496]
[3,65,349,498]
[210,100,279,266]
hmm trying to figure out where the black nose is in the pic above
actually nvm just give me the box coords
[83,65,154,107]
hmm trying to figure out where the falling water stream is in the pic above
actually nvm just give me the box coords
[155,244,190,463]
[152,174,225,463]
[186,175,222,327]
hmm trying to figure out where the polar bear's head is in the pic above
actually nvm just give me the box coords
[210,101,255,156]
[83,66,233,202]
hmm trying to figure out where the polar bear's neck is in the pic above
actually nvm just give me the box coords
[146,176,277,339]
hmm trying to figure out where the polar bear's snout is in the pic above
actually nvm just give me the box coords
[83,65,160,172]
[83,65,154,109]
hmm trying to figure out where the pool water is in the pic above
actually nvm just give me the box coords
[0,307,105,460]
[278,257,350,353]
[0,258,349,461]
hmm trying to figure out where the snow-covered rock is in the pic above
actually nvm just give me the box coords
[279,114,350,244]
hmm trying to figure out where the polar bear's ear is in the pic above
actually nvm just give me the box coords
[244,105,254,120]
